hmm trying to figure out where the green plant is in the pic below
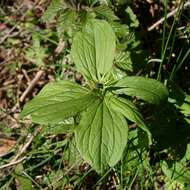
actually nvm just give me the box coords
[42,0,145,74]
[21,19,168,173]
[25,34,48,67]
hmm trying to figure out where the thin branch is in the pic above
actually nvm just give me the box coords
[0,25,18,44]
[12,128,40,162]
[0,157,26,170]
[19,70,44,102]
[22,69,31,83]
[11,136,33,163]
[148,1,190,31]
[0,128,41,170]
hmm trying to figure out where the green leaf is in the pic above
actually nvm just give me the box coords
[181,143,190,163]
[42,0,63,23]
[113,76,169,104]
[75,96,128,173]
[162,161,190,186]
[93,4,119,21]
[176,93,190,116]
[42,118,75,135]
[46,170,65,189]
[107,95,152,144]
[25,34,47,67]
[21,80,98,124]
[125,7,139,28]
[57,8,78,37]
[179,102,190,116]
[71,19,116,82]
[115,52,133,72]
[14,164,33,190]
[111,22,130,38]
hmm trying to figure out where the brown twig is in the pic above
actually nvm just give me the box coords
[11,128,39,163]
[19,70,44,102]
[17,74,24,108]
[0,25,18,44]
[0,157,26,170]
[147,1,190,31]
[22,69,31,83]
[0,57,15,66]
[0,128,41,170]
[11,134,34,163]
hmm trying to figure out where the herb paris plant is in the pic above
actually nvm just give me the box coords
[21,19,168,173]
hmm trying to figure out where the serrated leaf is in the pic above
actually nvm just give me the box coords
[75,96,128,173]
[71,19,116,82]
[115,52,133,72]
[125,7,139,28]
[111,22,130,38]
[21,80,98,124]
[107,96,152,144]
[42,0,63,22]
[180,102,190,116]
[25,34,47,67]
[57,8,78,37]
[93,4,119,21]
[113,76,169,104]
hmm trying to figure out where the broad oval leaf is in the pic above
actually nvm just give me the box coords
[71,19,116,82]
[113,76,169,104]
[20,80,98,124]
[107,96,152,144]
[75,97,128,173]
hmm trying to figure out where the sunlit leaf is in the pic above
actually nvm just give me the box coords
[125,7,139,28]
[75,96,128,173]
[21,80,98,124]
[71,19,116,82]
[113,76,169,104]
[107,95,152,144]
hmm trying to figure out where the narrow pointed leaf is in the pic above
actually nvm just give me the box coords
[75,97,128,173]
[71,19,116,82]
[107,96,152,144]
[21,81,98,124]
[113,76,169,104]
